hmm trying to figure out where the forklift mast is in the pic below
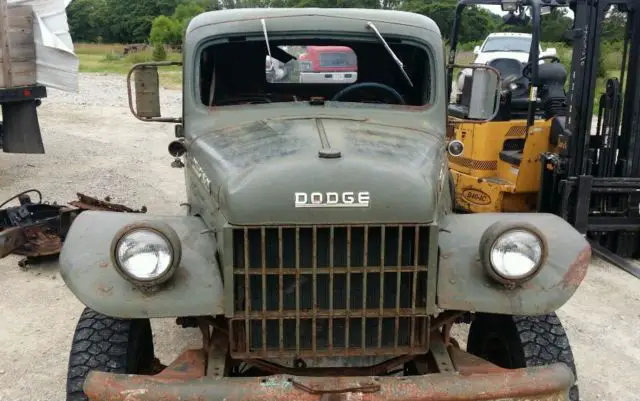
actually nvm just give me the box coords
[538,0,640,269]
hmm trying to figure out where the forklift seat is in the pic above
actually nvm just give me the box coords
[488,58,530,115]
[538,62,569,117]
[489,58,523,81]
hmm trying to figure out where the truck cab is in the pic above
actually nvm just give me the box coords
[472,32,556,65]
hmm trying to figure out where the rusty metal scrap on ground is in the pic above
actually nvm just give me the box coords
[0,190,146,267]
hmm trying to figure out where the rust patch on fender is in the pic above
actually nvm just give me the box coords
[97,283,114,296]
[563,245,592,287]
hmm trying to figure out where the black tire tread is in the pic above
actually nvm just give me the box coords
[66,307,153,401]
[513,314,576,370]
[468,312,579,401]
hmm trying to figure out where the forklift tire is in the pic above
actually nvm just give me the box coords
[467,313,579,401]
[448,170,457,211]
[66,307,155,401]
[448,170,454,198]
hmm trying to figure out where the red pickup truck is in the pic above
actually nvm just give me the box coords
[297,46,358,83]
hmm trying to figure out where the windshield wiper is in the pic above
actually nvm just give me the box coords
[366,21,413,88]
[261,18,273,71]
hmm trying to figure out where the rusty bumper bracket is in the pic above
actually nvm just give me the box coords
[291,378,381,395]
[0,191,145,267]
[83,347,574,401]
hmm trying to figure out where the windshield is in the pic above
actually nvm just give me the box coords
[198,38,432,109]
[481,37,532,53]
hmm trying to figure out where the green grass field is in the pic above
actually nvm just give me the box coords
[75,42,623,113]
[75,43,183,89]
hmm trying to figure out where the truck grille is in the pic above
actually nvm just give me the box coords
[227,224,434,359]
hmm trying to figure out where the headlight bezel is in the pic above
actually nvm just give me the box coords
[110,221,182,288]
[479,221,548,286]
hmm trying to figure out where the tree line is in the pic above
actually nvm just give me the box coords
[66,0,627,46]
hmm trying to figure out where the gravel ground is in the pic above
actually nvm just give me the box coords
[1,73,639,401]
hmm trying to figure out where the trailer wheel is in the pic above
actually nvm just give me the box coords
[66,307,155,401]
[467,312,579,401]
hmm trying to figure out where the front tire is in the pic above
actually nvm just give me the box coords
[66,307,155,401]
[467,312,579,401]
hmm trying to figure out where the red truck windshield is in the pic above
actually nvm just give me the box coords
[318,51,357,68]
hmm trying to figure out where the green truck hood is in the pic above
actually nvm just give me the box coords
[188,117,445,225]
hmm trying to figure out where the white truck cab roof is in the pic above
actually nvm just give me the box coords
[473,32,544,64]
[485,32,533,38]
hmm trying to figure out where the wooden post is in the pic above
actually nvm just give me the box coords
[0,0,12,87]
[0,0,36,88]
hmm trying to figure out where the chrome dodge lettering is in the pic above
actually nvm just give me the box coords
[294,191,370,208]
[189,156,211,194]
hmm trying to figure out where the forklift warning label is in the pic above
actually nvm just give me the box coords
[462,188,491,205]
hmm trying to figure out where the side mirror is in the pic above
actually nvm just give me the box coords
[543,47,557,57]
[448,63,501,121]
[126,61,183,123]
[468,66,500,120]
[473,46,480,55]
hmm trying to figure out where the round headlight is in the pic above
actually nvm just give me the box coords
[479,222,547,285]
[447,140,464,157]
[111,222,181,287]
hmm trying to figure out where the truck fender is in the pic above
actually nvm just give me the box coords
[437,213,591,316]
[59,211,224,319]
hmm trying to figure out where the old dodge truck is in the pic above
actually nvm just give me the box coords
[59,5,590,401]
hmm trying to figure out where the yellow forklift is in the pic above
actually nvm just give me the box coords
[446,0,569,213]
[447,0,640,277]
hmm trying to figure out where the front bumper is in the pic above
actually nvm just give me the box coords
[83,347,573,401]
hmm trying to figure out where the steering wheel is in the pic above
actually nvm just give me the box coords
[331,82,406,105]
[522,55,561,79]
[501,74,521,90]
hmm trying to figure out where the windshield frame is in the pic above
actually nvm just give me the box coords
[480,36,534,53]
[191,31,437,113]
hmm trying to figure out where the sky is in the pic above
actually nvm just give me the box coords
[480,5,507,14]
